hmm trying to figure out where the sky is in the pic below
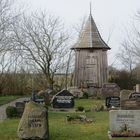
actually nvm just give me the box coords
[17,0,140,67]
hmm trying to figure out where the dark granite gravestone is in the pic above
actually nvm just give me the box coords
[101,83,120,97]
[17,101,49,140]
[15,102,25,117]
[129,92,140,99]
[106,97,120,108]
[52,89,74,108]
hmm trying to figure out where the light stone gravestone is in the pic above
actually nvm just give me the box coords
[136,84,140,92]
[67,87,83,98]
[17,101,49,140]
[109,89,140,138]
[120,90,133,110]
[120,90,132,101]
[109,110,140,137]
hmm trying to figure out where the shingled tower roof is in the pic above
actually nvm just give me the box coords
[72,10,111,50]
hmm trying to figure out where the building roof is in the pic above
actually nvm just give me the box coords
[71,13,111,50]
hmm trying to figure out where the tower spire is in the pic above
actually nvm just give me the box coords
[89,2,93,48]
[90,2,92,15]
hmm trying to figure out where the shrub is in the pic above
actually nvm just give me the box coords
[66,115,86,122]
[82,92,89,99]
[77,106,84,112]
[98,105,104,111]
[96,96,101,100]
[67,115,81,122]
[6,106,18,118]
[85,109,90,112]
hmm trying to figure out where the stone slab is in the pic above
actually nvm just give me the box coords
[110,110,140,136]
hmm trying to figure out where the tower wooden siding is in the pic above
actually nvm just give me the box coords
[74,49,108,88]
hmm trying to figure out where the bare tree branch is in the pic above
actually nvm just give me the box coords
[12,12,70,89]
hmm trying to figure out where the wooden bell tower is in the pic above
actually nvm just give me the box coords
[71,7,111,89]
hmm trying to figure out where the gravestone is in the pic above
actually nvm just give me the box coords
[136,84,140,92]
[37,89,54,105]
[106,97,120,108]
[101,83,120,97]
[109,90,140,138]
[15,102,25,117]
[67,87,83,98]
[129,92,140,99]
[120,91,140,110]
[120,90,132,101]
[17,101,49,140]
[52,89,74,108]
[109,110,140,137]
[121,99,140,110]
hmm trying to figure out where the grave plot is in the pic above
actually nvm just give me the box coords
[108,90,140,138]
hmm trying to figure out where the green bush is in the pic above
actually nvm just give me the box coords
[96,96,101,100]
[85,109,90,112]
[98,105,104,111]
[6,106,18,118]
[77,106,84,112]
[66,115,81,122]
[82,92,89,99]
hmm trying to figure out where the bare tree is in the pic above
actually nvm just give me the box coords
[73,16,87,39]
[0,0,19,52]
[117,40,135,77]
[12,12,70,89]
[0,0,22,94]
[117,11,140,74]
[130,25,140,61]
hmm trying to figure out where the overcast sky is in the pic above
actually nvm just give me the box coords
[17,0,140,67]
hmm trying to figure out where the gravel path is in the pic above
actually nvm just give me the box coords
[0,97,29,121]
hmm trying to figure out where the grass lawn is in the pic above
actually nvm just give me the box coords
[49,111,109,140]
[0,99,139,140]
[75,98,105,110]
[0,96,22,106]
